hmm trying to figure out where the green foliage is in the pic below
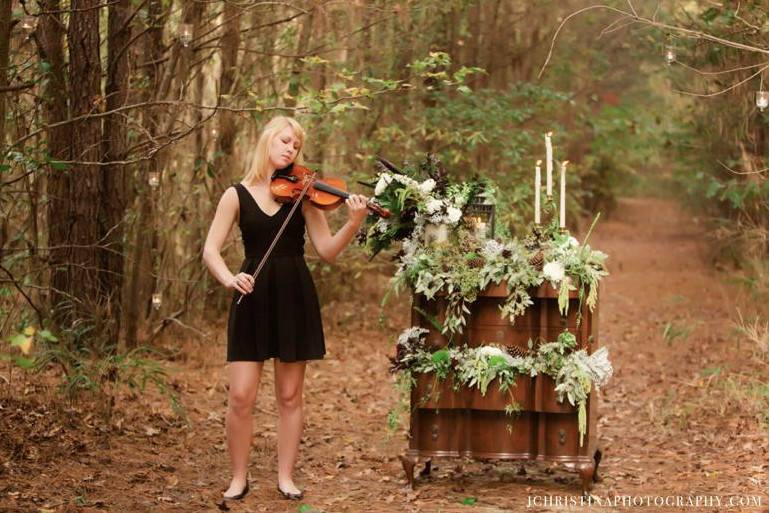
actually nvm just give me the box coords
[661,2,768,267]
[391,327,613,446]
[662,320,695,345]
[2,318,184,422]
[386,370,416,434]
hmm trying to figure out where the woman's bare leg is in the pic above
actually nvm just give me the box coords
[224,361,263,496]
[274,359,306,494]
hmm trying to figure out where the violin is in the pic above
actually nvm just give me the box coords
[270,164,390,218]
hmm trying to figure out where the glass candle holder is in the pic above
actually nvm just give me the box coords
[20,16,35,32]
[423,223,448,245]
[756,91,768,111]
[464,194,495,239]
[148,171,160,188]
[664,44,676,65]
[151,292,162,310]
[179,23,193,47]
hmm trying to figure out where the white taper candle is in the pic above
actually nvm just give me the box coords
[560,160,568,228]
[535,160,542,224]
[545,132,553,197]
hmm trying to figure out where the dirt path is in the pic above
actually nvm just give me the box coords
[1,197,767,513]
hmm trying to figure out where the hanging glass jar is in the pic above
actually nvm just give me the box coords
[179,23,193,47]
[20,16,35,33]
[664,44,676,65]
[148,171,160,188]
[755,91,768,111]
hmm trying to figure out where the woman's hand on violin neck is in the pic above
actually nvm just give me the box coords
[229,272,255,295]
[345,194,369,226]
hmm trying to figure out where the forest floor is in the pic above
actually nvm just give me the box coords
[1,196,768,513]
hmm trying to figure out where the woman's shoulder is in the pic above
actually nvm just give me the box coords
[219,184,241,207]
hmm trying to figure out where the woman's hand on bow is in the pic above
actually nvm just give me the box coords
[229,272,254,295]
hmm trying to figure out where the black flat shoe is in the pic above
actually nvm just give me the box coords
[223,482,249,501]
[277,485,303,500]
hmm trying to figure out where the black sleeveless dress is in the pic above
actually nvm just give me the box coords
[226,183,326,362]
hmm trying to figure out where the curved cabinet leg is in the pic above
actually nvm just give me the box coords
[419,458,432,477]
[593,449,603,483]
[578,461,596,496]
[400,454,418,489]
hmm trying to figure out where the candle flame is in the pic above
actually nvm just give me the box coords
[562,160,569,166]
[536,160,542,165]
[546,131,553,137]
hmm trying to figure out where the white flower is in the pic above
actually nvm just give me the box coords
[429,213,444,225]
[393,174,419,188]
[397,326,429,346]
[375,218,389,233]
[374,173,393,196]
[542,261,565,283]
[425,198,443,214]
[586,346,613,387]
[477,346,515,366]
[481,239,504,259]
[568,236,580,248]
[419,178,436,194]
[477,346,505,358]
[446,206,462,224]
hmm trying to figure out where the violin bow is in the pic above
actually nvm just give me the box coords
[235,172,316,305]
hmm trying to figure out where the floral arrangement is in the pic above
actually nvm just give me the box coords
[362,154,608,334]
[364,152,613,446]
[361,155,495,257]
[389,327,613,446]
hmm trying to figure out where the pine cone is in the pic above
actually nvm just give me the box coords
[467,257,485,269]
[501,249,512,259]
[529,250,544,271]
[523,226,544,251]
[506,345,528,358]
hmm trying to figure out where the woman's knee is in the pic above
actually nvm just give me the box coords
[276,387,302,411]
[228,387,256,415]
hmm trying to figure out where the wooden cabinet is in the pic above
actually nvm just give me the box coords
[400,283,602,494]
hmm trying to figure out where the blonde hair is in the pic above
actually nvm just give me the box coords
[243,116,306,184]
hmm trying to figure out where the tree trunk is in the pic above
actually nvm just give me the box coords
[101,0,132,347]
[123,0,165,349]
[0,0,11,145]
[50,0,104,335]
[216,1,241,181]
[37,0,65,322]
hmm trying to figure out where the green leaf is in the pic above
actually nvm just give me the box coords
[9,334,27,347]
[461,496,477,505]
[49,160,70,171]
[39,329,58,342]
[13,356,36,369]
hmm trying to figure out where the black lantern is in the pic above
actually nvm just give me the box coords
[465,194,495,239]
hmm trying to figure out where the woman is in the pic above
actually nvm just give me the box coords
[202,116,369,501]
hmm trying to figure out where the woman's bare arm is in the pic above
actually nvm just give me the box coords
[302,196,367,264]
[202,187,253,294]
